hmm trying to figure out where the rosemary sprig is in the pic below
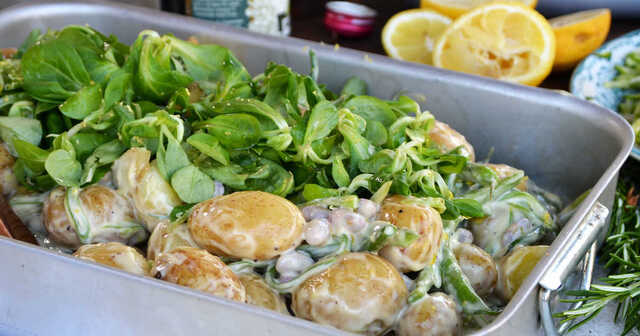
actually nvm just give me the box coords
[556,181,640,335]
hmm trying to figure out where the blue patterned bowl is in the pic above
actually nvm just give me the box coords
[571,29,640,160]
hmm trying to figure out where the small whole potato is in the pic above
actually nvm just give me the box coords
[292,252,408,335]
[147,220,199,261]
[43,185,146,248]
[73,242,150,276]
[112,148,183,231]
[43,187,80,247]
[238,272,289,315]
[188,191,305,260]
[377,195,443,272]
[429,120,475,161]
[0,144,18,197]
[133,161,183,231]
[396,292,462,336]
[454,243,498,297]
[497,245,549,301]
[484,163,527,190]
[152,247,246,302]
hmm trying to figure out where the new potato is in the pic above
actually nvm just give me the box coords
[429,120,475,161]
[74,242,150,276]
[377,195,443,272]
[112,148,183,231]
[147,220,199,261]
[238,272,289,314]
[454,242,498,297]
[292,253,408,335]
[396,292,462,336]
[153,247,246,302]
[43,185,145,247]
[188,191,305,260]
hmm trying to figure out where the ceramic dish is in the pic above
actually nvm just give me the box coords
[571,29,640,160]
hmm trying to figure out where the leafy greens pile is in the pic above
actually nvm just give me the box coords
[0,25,484,218]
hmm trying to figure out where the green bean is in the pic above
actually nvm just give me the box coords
[440,243,491,315]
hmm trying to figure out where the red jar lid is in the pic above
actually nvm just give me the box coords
[325,1,377,38]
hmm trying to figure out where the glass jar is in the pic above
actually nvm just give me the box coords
[185,0,290,36]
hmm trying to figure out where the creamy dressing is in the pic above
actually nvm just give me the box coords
[471,202,512,256]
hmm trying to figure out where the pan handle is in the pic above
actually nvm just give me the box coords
[538,202,609,336]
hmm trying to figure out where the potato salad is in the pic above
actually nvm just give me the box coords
[0,25,571,335]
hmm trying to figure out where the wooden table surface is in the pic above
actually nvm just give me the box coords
[291,2,640,91]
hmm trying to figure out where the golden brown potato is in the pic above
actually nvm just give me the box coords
[73,242,150,276]
[0,144,18,197]
[43,185,146,248]
[497,245,548,301]
[112,148,183,231]
[147,220,199,261]
[292,253,408,335]
[188,191,305,260]
[485,163,527,190]
[238,272,289,315]
[377,195,443,273]
[454,243,498,297]
[1,48,16,59]
[152,247,246,302]
[396,292,462,336]
[112,147,148,197]
[43,187,81,247]
[429,120,475,161]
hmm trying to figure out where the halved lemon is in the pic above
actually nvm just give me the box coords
[382,9,452,65]
[549,9,611,71]
[432,2,555,86]
[420,0,537,18]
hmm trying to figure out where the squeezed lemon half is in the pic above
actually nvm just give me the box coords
[549,8,611,71]
[420,0,537,18]
[382,9,452,65]
[432,2,555,86]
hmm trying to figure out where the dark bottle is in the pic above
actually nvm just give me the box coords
[161,0,186,14]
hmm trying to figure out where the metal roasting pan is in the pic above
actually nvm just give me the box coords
[0,2,634,335]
